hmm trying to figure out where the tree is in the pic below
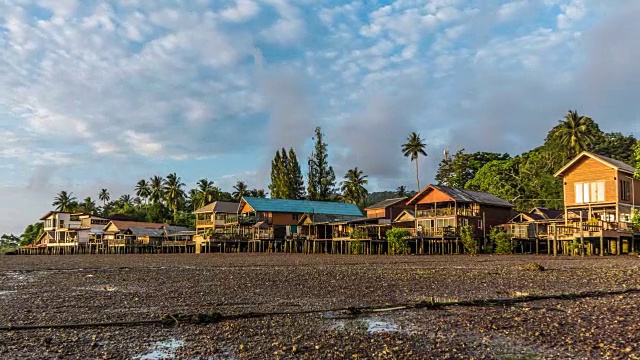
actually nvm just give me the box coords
[80,197,97,214]
[287,148,305,199]
[436,149,510,188]
[135,179,151,204]
[490,227,512,254]
[52,191,77,212]
[307,127,336,201]
[270,148,305,200]
[0,234,20,250]
[247,188,267,198]
[634,141,640,179]
[196,178,218,207]
[401,132,428,191]
[119,194,133,206]
[149,175,164,204]
[233,181,248,200]
[396,186,407,197]
[340,167,369,207]
[98,189,110,206]
[466,159,522,205]
[593,132,637,165]
[551,110,598,156]
[163,173,186,223]
[386,228,411,255]
[20,222,43,246]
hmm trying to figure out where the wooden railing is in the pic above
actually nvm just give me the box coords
[416,208,480,218]
[196,219,215,226]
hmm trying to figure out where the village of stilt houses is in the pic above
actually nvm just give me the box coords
[12,149,640,257]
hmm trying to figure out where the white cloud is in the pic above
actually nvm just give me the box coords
[221,0,260,22]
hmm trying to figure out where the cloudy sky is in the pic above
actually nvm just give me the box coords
[1,0,639,234]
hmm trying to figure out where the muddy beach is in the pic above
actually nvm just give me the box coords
[1,254,639,359]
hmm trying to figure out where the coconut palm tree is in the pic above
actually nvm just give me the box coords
[163,173,186,223]
[196,178,218,207]
[52,191,77,212]
[402,132,428,191]
[98,189,110,206]
[232,181,248,200]
[119,194,133,206]
[149,175,164,204]
[396,185,407,197]
[135,179,151,204]
[187,188,202,211]
[552,110,597,156]
[80,197,97,214]
[340,167,369,207]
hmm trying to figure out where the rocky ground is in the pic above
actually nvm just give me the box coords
[1,254,639,359]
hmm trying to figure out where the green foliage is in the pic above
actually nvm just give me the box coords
[459,225,478,255]
[340,167,369,207]
[631,209,640,232]
[20,222,43,246]
[307,127,336,201]
[350,228,368,240]
[270,148,305,199]
[634,141,640,179]
[436,149,510,188]
[594,132,637,165]
[490,228,512,254]
[548,110,602,157]
[52,190,77,212]
[386,228,410,255]
[232,181,248,200]
[401,132,428,191]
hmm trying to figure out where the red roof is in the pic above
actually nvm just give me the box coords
[105,220,166,232]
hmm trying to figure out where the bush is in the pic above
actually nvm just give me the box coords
[490,228,512,254]
[459,225,478,255]
[350,228,368,240]
[386,228,411,255]
[632,209,640,232]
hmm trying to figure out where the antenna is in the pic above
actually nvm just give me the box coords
[443,149,449,160]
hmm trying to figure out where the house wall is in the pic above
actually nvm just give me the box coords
[272,212,302,226]
[562,157,618,207]
[387,204,409,220]
[617,170,640,206]
[366,209,385,218]
[480,205,513,230]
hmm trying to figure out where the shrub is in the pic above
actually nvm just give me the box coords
[386,228,411,255]
[350,228,368,240]
[459,225,478,255]
[490,228,512,254]
[632,209,640,232]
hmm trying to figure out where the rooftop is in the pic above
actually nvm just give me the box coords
[242,197,363,217]
[365,197,408,210]
[193,201,239,214]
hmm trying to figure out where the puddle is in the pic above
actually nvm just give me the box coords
[135,338,184,360]
[0,290,17,297]
[329,317,402,334]
[3,271,34,284]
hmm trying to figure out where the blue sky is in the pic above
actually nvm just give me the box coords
[1,0,639,234]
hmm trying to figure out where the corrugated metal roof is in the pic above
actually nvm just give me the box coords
[128,227,164,237]
[164,225,190,234]
[243,197,363,216]
[194,201,239,214]
[365,197,408,210]
[303,214,365,224]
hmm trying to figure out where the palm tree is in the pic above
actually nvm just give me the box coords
[163,173,186,223]
[340,167,369,207]
[149,175,164,204]
[119,194,133,206]
[232,181,248,200]
[553,110,596,156]
[52,191,77,212]
[98,189,110,206]
[402,132,428,191]
[135,179,151,204]
[196,178,218,207]
[80,197,97,214]
[396,185,407,197]
[133,197,143,208]
[188,188,202,211]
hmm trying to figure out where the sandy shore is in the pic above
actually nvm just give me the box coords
[1,254,639,359]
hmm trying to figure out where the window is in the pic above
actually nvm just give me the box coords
[575,181,605,203]
[620,180,631,201]
[292,214,299,221]
[59,220,65,228]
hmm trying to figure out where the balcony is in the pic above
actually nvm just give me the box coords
[196,219,215,226]
[416,208,480,218]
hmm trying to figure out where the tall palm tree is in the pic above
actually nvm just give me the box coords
[396,185,407,197]
[149,175,164,204]
[553,110,596,156]
[80,197,97,214]
[402,132,428,191]
[196,178,218,207]
[163,173,186,223]
[52,191,77,212]
[133,197,143,208]
[340,167,369,207]
[98,189,110,206]
[232,181,248,200]
[135,179,151,204]
[119,194,133,206]
[188,188,202,211]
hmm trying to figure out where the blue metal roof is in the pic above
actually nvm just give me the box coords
[242,197,363,216]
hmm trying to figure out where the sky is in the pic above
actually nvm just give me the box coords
[1,0,639,235]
